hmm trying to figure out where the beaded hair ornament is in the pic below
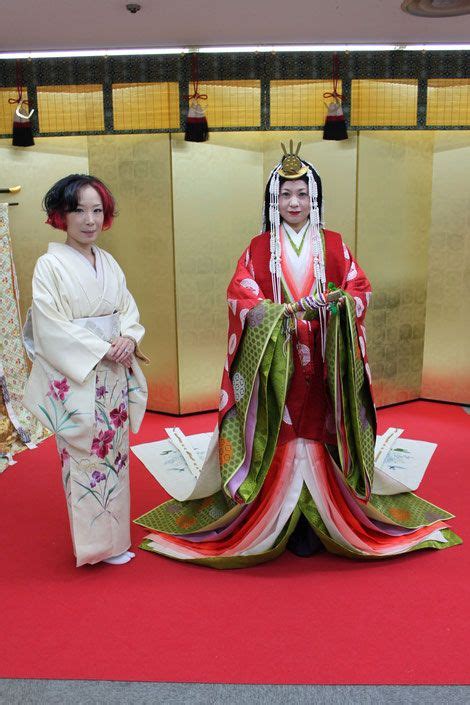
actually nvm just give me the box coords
[261,141,326,301]
[261,142,329,356]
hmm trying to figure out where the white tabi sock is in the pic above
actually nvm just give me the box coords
[103,550,135,565]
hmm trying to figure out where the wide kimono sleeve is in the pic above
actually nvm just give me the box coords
[113,259,147,361]
[339,242,373,385]
[325,239,376,501]
[31,256,111,385]
[219,243,275,423]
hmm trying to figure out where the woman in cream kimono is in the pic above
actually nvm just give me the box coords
[23,174,147,567]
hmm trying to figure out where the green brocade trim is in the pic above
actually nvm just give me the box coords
[312,525,462,561]
[325,302,459,530]
[283,226,308,257]
[139,507,301,570]
[219,301,292,502]
[134,490,239,535]
[134,300,292,535]
[138,488,462,567]
[236,315,292,502]
[299,486,462,558]
[366,491,454,528]
[326,294,376,500]
[135,292,462,561]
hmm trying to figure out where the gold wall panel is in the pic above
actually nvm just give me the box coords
[37,85,104,133]
[88,134,178,413]
[0,136,89,322]
[351,79,418,127]
[193,81,261,127]
[270,80,343,127]
[426,80,470,126]
[5,130,466,415]
[422,131,470,403]
[356,131,435,406]
[171,132,264,413]
[112,83,180,131]
[0,88,30,135]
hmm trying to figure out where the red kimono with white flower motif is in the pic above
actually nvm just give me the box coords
[219,229,372,444]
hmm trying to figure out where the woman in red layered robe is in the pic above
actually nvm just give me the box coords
[135,145,460,568]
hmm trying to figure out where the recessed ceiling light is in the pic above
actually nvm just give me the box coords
[401,0,470,17]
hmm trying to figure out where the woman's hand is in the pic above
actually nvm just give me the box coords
[285,291,345,317]
[105,336,135,368]
[284,302,298,316]
[327,290,345,308]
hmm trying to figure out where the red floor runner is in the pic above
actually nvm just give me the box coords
[0,401,468,684]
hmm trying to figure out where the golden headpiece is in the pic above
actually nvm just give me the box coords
[278,140,308,179]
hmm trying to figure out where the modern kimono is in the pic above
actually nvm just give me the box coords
[135,226,461,569]
[23,243,148,566]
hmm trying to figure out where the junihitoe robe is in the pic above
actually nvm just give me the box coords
[24,243,148,566]
[134,228,461,568]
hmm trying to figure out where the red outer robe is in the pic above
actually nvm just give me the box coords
[219,229,372,446]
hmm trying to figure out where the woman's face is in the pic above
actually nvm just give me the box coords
[65,185,104,247]
[278,179,310,231]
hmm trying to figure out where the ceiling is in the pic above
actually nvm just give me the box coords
[1,0,470,53]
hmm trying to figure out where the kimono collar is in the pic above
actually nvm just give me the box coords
[48,242,100,276]
[282,220,310,247]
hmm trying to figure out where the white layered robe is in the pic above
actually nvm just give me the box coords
[23,243,148,565]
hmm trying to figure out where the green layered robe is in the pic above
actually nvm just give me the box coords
[135,298,461,568]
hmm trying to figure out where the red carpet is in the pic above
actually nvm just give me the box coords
[0,401,468,684]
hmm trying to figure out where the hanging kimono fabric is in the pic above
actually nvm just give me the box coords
[0,203,47,473]
[23,243,148,566]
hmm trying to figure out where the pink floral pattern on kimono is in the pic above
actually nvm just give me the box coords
[47,377,70,401]
[91,429,116,459]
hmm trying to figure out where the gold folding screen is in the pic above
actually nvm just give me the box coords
[356,131,434,406]
[0,136,89,322]
[422,132,470,403]
[171,133,263,412]
[87,134,178,413]
[4,130,468,413]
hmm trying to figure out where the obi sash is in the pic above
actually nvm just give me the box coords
[23,310,119,361]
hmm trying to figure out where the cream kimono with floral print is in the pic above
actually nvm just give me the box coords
[23,243,147,566]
